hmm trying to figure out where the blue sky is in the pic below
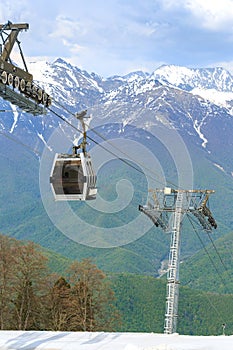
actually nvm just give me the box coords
[1,0,233,77]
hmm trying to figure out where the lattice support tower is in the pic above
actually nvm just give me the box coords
[139,187,217,335]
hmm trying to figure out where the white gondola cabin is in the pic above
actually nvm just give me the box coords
[50,151,97,201]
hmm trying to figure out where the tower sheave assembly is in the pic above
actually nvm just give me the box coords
[0,21,51,115]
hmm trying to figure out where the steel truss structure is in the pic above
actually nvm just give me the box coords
[0,21,51,115]
[139,187,217,334]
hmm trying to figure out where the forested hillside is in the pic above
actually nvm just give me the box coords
[180,230,233,294]
[0,234,119,331]
[0,234,232,335]
[1,60,233,299]
[111,273,233,335]
[0,60,233,339]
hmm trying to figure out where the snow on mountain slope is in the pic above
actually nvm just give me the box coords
[28,58,104,93]
[0,331,232,350]
[27,58,105,109]
[25,59,233,119]
[191,87,233,109]
[5,59,233,119]
[1,60,233,270]
[1,59,233,174]
[151,65,233,111]
[152,65,233,92]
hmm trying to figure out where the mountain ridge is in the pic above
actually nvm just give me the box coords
[0,59,233,290]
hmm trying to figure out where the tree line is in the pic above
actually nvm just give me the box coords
[0,234,120,331]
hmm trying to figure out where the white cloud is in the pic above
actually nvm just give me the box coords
[1,0,233,77]
[0,0,28,23]
[49,16,85,41]
[186,0,233,30]
[162,0,233,31]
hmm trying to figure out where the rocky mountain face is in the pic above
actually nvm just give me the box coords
[2,59,233,169]
[0,59,233,275]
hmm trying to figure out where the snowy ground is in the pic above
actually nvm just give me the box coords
[0,331,232,350]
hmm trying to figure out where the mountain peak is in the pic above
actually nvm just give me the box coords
[151,65,233,93]
[53,57,68,65]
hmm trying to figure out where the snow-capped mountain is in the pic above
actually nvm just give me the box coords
[151,64,233,110]
[1,58,233,175]
[1,59,233,275]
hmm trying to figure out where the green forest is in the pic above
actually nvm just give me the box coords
[0,234,119,331]
[0,234,232,335]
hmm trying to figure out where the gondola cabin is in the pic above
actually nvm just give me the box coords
[50,152,97,201]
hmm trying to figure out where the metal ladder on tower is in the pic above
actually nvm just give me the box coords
[164,191,184,334]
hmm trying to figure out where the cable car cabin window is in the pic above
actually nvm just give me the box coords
[50,152,97,201]
[51,159,85,195]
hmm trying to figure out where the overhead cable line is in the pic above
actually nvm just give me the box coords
[187,214,230,293]
[55,98,182,190]
[47,100,181,190]
[47,105,169,187]
[189,207,231,283]
[206,231,229,273]
[186,214,228,326]
[0,130,41,156]
[0,97,176,190]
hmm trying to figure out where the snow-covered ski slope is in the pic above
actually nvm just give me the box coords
[0,331,232,349]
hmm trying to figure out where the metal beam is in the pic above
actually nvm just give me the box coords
[0,23,29,30]
[0,82,45,115]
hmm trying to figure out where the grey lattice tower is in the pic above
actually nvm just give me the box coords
[139,188,217,334]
